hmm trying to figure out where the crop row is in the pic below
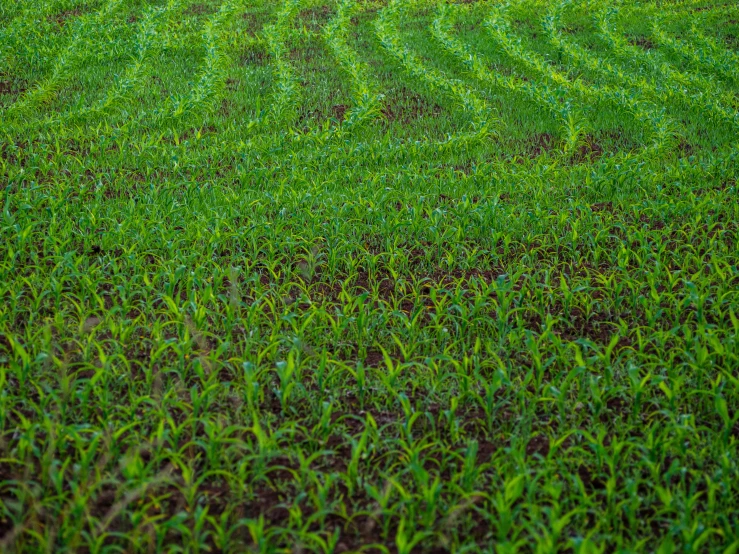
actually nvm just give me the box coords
[0,0,736,156]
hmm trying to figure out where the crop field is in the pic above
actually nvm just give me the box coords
[1,0,739,551]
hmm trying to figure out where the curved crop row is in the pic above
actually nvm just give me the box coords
[322,0,383,130]
[71,0,187,124]
[596,6,739,130]
[1,0,129,122]
[434,2,674,155]
[652,20,739,85]
[374,0,493,147]
[263,0,302,128]
[161,0,242,122]
[545,0,698,148]
[431,4,579,155]
[483,3,587,153]
[543,0,677,152]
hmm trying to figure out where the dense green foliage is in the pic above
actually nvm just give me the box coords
[1,0,738,551]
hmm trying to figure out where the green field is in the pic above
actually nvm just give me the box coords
[1,0,738,551]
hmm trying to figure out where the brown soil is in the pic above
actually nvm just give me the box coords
[185,3,215,16]
[571,134,604,163]
[331,104,348,122]
[628,35,655,50]
[381,86,443,124]
[49,8,82,26]
[239,45,269,66]
[526,132,556,158]
[296,4,333,34]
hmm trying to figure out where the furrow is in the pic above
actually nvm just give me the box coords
[542,0,678,152]
[0,0,129,122]
[322,0,383,130]
[481,2,587,153]
[652,20,739,85]
[374,0,494,148]
[596,6,739,130]
[263,0,302,128]
[160,0,243,122]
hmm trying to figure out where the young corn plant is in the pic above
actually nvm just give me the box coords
[375,0,494,148]
[263,0,302,128]
[652,19,739,85]
[483,3,587,155]
[543,0,677,152]
[322,0,384,131]
[1,0,739,551]
[1,0,129,123]
[596,6,739,130]
[162,0,242,122]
